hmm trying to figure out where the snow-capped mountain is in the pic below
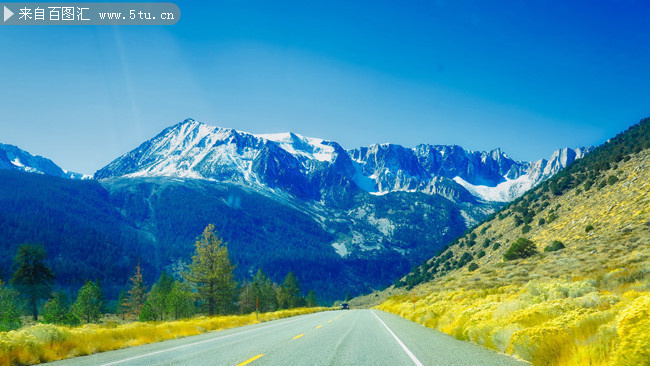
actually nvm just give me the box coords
[95,118,591,203]
[0,143,87,179]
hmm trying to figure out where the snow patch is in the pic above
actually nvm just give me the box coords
[331,242,349,257]
[453,175,536,202]
[11,158,24,167]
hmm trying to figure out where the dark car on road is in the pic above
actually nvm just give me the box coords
[340,303,349,310]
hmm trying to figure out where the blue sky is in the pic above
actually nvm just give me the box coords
[1,0,649,174]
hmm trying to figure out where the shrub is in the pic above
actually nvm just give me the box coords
[468,263,479,272]
[493,242,501,250]
[585,225,594,233]
[513,216,524,227]
[607,175,619,185]
[538,218,545,226]
[0,280,22,331]
[482,238,491,248]
[547,213,558,223]
[522,224,531,234]
[544,240,565,252]
[477,250,486,258]
[503,238,538,261]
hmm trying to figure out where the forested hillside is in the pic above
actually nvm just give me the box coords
[0,170,157,299]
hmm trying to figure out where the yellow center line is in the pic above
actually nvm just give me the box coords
[237,353,264,366]
[293,333,304,340]
[316,325,323,329]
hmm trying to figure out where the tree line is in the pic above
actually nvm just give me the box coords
[0,224,320,330]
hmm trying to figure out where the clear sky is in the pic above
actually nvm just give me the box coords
[1,0,649,174]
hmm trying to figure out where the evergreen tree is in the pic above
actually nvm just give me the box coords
[42,291,73,325]
[116,289,127,320]
[252,269,277,312]
[0,279,22,331]
[184,225,237,315]
[127,262,147,317]
[306,290,318,307]
[11,244,55,321]
[72,280,103,323]
[238,282,256,313]
[147,271,174,320]
[279,272,302,309]
[167,281,194,319]
[503,238,539,261]
[139,301,157,321]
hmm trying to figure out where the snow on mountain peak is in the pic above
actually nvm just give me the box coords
[0,143,87,179]
[252,131,336,162]
[93,119,592,203]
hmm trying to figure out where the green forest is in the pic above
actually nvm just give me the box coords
[0,224,321,331]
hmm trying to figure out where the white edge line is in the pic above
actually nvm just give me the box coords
[372,310,424,366]
[100,312,323,366]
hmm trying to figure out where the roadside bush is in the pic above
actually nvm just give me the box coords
[503,238,538,261]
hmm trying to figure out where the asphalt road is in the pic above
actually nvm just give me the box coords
[49,309,527,366]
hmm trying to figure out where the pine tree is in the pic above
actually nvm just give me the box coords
[279,272,302,309]
[127,262,147,317]
[148,271,174,321]
[43,291,72,324]
[139,301,157,321]
[184,225,237,315]
[252,269,277,312]
[116,289,127,320]
[11,244,55,321]
[72,280,104,323]
[306,290,318,307]
[167,281,194,320]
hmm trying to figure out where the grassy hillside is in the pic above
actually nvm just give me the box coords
[372,118,649,365]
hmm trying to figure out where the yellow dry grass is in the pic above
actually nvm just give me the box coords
[0,307,332,365]
[378,280,649,365]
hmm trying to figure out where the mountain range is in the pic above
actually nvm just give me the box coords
[0,119,591,302]
[94,119,591,203]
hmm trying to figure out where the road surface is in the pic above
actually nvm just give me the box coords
[49,309,527,365]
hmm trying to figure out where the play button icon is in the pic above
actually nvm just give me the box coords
[4,6,13,22]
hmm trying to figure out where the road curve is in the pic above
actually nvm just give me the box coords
[48,309,527,365]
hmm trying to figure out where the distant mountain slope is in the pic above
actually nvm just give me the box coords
[100,176,470,302]
[0,169,157,300]
[365,118,650,366]
[0,143,86,179]
[95,118,589,203]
